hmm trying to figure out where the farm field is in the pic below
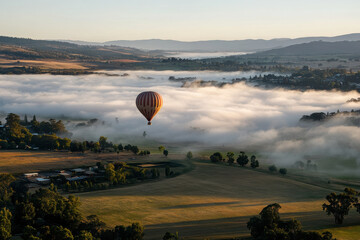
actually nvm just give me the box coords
[78,160,360,240]
[0,150,175,174]
[0,58,90,69]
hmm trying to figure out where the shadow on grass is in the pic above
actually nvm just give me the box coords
[144,211,360,240]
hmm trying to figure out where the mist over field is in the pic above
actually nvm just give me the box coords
[1,70,360,169]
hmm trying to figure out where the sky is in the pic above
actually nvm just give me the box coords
[0,0,360,41]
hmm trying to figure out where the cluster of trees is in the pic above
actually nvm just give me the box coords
[0,114,149,156]
[104,162,160,186]
[0,113,71,150]
[62,181,107,193]
[252,66,360,92]
[0,173,145,240]
[247,203,335,240]
[210,151,259,169]
[323,188,360,224]
[0,66,93,75]
[27,115,69,135]
[268,165,287,175]
[123,144,139,154]
[138,150,150,156]
[293,160,318,171]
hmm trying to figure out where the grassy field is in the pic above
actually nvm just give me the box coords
[0,58,89,69]
[77,160,360,240]
[2,150,359,239]
[0,150,170,174]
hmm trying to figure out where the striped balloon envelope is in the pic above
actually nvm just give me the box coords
[136,91,163,125]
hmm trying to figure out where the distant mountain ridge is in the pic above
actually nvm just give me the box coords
[61,33,360,52]
[254,40,360,56]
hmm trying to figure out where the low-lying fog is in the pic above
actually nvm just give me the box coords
[1,70,360,172]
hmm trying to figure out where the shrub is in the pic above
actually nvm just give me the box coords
[210,152,223,163]
[279,168,287,175]
[269,165,277,172]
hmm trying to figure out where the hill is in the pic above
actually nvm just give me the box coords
[62,33,360,52]
[0,36,166,73]
[254,40,360,56]
[0,36,157,61]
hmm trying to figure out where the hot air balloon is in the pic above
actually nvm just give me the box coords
[136,91,163,125]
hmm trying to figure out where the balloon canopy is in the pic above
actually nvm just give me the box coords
[136,91,163,125]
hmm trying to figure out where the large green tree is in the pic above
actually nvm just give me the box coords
[323,188,358,224]
[5,113,32,144]
[248,203,335,240]
[237,151,249,166]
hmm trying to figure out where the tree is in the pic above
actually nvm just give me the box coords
[269,165,277,173]
[237,151,249,166]
[0,208,12,240]
[105,163,116,184]
[92,142,100,153]
[118,144,123,151]
[125,222,144,240]
[24,114,28,125]
[130,146,139,155]
[186,151,193,160]
[247,203,335,240]
[5,113,32,144]
[80,215,106,238]
[158,146,165,152]
[99,136,107,150]
[323,188,357,224]
[250,155,259,168]
[0,174,15,208]
[226,152,235,165]
[51,225,74,240]
[75,231,93,240]
[15,202,36,226]
[279,168,287,175]
[210,152,223,163]
[163,149,168,157]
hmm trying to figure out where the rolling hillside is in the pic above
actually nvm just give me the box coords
[0,36,159,61]
[62,33,360,52]
[254,40,360,56]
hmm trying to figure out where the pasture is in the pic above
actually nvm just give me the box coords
[2,150,360,239]
[0,150,173,174]
[77,160,360,240]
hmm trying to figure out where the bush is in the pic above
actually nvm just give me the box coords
[210,152,223,163]
[163,149,169,157]
[237,152,249,166]
[279,168,287,175]
[250,155,259,169]
[269,165,277,172]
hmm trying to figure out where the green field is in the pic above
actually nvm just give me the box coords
[77,159,360,240]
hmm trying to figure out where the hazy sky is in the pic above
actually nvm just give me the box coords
[1,0,359,41]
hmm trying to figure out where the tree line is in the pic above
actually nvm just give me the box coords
[1,173,145,240]
[210,151,260,169]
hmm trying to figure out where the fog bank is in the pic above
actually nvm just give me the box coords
[1,70,360,169]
